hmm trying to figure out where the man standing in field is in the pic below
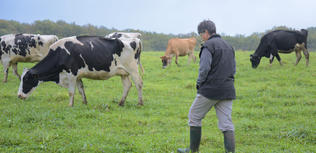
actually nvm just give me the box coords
[178,20,236,153]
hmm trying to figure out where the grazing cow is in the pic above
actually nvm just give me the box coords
[250,29,309,68]
[160,37,197,69]
[18,36,143,107]
[0,34,58,82]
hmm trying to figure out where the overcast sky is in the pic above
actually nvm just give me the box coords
[1,0,316,36]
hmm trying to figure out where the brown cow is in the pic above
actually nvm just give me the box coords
[160,37,197,68]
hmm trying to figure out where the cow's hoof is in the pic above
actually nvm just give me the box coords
[137,103,144,106]
[118,102,125,106]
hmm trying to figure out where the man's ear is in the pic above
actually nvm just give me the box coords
[205,30,209,35]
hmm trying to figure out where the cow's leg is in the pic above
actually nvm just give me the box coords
[76,79,87,105]
[187,52,196,64]
[302,48,309,67]
[295,50,302,66]
[175,54,179,66]
[193,54,197,63]
[127,63,143,105]
[68,79,77,107]
[119,75,132,106]
[12,63,21,80]
[131,72,143,105]
[269,54,274,66]
[275,53,282,65]
[187,54,191,65]
[2,61,10,83]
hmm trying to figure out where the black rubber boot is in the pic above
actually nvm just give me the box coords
[190,126,201,152]
[223,130,235,153]
[177,126,201,153]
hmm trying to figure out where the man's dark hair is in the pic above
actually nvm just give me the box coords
[197,20,216,34]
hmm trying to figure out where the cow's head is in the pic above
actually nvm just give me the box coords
[18,68,41,99]
[250,54,261,68]
[160,56,172,69]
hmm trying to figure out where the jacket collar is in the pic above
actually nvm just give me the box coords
[208,34,221,40]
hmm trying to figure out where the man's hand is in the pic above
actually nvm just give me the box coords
[196,84,200,90]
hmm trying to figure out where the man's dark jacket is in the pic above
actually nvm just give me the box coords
[198,34,236,100]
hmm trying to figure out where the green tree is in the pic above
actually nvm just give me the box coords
[0,19,315,51]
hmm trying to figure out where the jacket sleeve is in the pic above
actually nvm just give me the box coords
[197,47,212,86]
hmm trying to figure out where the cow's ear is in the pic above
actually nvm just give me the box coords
[160,56,164,59]
[250,54,253,58]
[167,56,172,59]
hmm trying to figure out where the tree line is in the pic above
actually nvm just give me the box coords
[1,19,315,51]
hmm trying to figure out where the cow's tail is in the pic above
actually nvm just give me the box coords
[139,61,144,77]
[137,41,144,78]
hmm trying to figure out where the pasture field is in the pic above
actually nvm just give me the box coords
[0,51,315,153]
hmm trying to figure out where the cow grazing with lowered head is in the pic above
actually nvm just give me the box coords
[250,29,309,68]
[160,37,197,69]
[0,34,58,82]
[18,35,143,107]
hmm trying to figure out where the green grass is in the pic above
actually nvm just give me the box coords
[0,51,315,153]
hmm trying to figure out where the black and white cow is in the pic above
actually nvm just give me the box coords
[0,34,58,82]
[250,29,309,68]
[18,36,143,107]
